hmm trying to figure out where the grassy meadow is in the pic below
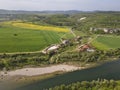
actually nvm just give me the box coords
[92,36,120,50]
[0,22,71,53]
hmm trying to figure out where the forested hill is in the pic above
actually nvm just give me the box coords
[0,9,120,15]
[0,9,82,14]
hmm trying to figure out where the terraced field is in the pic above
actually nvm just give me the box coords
[0,22,71,53]
[92,36,120,50]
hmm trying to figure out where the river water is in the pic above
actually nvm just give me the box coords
[1,59,120,90]
[16,60,120,90]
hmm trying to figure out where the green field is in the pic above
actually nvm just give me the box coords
[92,36,120,50]
[0,25,70,53]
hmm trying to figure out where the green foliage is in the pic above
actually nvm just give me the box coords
[0,53,50,70]
[49,79,120,90]
[73,12,120,32]
[0,45,119,70]
[51,48,120,63]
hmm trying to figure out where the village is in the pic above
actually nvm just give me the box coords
[90,27,120,34]
[42,35,95,55]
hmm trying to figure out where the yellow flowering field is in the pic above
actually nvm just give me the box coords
[11,22,70,32]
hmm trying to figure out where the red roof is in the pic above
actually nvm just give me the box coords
[82,45,90,49]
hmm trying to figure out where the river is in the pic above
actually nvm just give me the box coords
[1,59,120,90]
[15,59,120,90]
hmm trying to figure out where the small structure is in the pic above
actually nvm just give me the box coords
[90,27,120,34]
[75,36,82,41]
[87,48,95,52]
[42,44,60,54]
[103,28,109,33]
[62,40,69,45]
[79,44,90,51]
[82,44,90,50]
[47,45,59,51]
[79,17,87,21]
[79,44,95,52]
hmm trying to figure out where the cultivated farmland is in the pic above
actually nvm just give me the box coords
[92,36,120,50]
[0,22,71,53]
[3,21,70,32]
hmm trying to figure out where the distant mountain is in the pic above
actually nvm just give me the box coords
[0,9,83,14]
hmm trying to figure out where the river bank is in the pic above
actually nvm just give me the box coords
[0,64,84,77]
[1,59,120,90]
[16,59,120,90]
[0,64,84,90]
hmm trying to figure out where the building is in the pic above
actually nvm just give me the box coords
[42,45,60,54]
[87,48,95,52]
[61,39,70,45]
[79,44,95,52]
[90,27,120,34]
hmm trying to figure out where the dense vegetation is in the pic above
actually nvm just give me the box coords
[24,12,120,32]
[49,79,120,90]
[51,48,120,64]
[0,46,120,70]
[1,12,120,29]
[0,53,50,70]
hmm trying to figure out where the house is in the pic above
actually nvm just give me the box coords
[42,44,60,54]
[90,27,120,34]
[109,29,114,34]
[79,44,90,52]
[103,28,109,33]
[79,17,87,21]
[90,27,94,32]
[47,45,59,51]
[61,39,70,45]
[74,36,82,43]
[83,44,90,49]
[79,44,95,52]
[87,48,95,52]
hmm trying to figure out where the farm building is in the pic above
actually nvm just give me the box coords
[61,39,70,45]
[42,44,60,54]
[79,44,95,52]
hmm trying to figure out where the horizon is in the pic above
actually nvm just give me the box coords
[0,0,120,11]
[0,9,120,12]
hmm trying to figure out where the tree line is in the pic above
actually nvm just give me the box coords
[48,79,120,90]
[0,47,119,70]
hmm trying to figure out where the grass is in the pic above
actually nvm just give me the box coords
[0,25,70,53]
[92,36,120,50]
[73,30,87,36]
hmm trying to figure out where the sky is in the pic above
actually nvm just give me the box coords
[0,0,120,11]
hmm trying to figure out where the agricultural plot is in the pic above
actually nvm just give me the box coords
[4,21,70,32]
[0,22,71,53]
[92,36,120,50]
